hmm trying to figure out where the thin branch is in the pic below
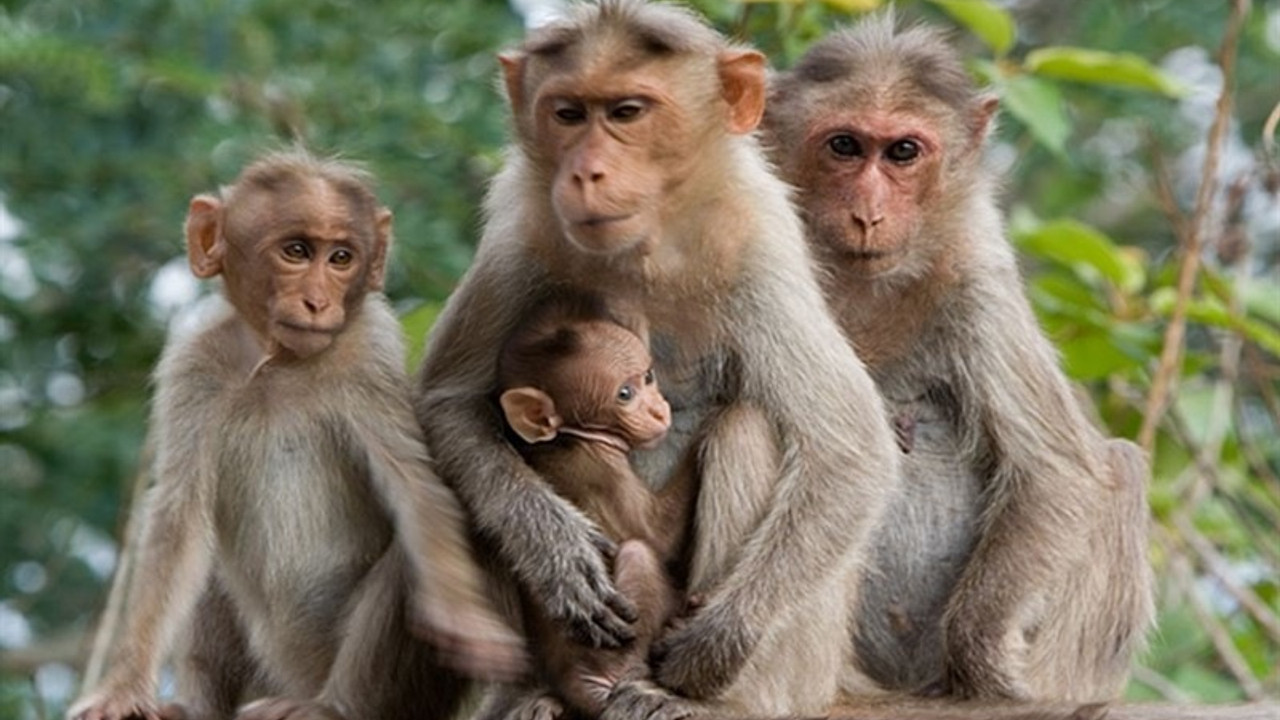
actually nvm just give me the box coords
[1131,665,1193,703]
[1173,513,1280,646]
[1166,540,1266,700]
[1138,0,1251,451]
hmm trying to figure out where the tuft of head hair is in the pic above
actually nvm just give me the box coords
[225,146,379,209]
[497,290,621,391]
[770,12,989,140]
[522,0,724,62]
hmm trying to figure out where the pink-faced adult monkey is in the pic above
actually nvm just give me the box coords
[764,15,1155,702]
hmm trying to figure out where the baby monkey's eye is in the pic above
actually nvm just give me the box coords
[643,369,656,385]
[618,384,636,403]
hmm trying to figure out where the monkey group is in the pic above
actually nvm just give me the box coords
[70,3,1156,720]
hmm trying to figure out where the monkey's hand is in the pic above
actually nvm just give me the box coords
[412,596,529,682]
[534,520,639,649]
[600,680,695,720]
[509,692,565,720]
[235,697,346,720]
[67,687,176,720]
[650,600,754,700]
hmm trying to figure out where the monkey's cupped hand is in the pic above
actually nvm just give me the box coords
[544,523,641,650]
[410,601,530,683]
[650,601,755,700]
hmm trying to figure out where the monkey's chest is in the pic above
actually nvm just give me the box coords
[855,381,984,688]
[210,411,392,634]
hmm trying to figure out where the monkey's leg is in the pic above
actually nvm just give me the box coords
[1021,440,1154,701]
[558,540,680,717]
[168,576,257,720]
[237,544,470,720]
[321,543,470,720]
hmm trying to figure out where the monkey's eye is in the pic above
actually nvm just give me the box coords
[329,248,354,267]
[282,240,311,261]
[617,384,636,403]
[609,100,647,123]
[885,139,921,164]
[552,100,588,125]
[643,368,655,386]
[827,134,862,158]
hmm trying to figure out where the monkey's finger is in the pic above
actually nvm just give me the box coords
[588,529,620,560]
[601,681,692,720]
[557,558,637,648]
[581,555,639,625]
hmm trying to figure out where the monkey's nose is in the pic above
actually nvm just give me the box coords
[852,214,884,231]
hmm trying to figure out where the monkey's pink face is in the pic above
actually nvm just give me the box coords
[614,367,672,449]
[533,76,693,257]
[793,111,943,277]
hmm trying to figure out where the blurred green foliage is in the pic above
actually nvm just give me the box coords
[1,0,1277,716]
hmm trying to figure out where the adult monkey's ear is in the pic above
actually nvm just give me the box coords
[968,94,1000,153]
[718,49,767,135]
[185,195,226,279]
[500,387,563,444]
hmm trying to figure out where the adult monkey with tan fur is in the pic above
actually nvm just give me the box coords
[764,16,1154,702]
[415,1,899,717]
[496,292,697,720]
[70,150,525,720]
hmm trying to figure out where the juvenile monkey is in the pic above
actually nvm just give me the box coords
[496,293,694,719]
[415,1,899,718]
[764,16,1154,702]
[69,149,524,720]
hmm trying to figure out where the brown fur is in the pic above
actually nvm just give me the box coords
[414,2,898,719]
[764,14,1154,702]
[496,296,693,719]
[68,150,523,720]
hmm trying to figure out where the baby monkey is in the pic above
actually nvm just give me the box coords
[497,293,691,720]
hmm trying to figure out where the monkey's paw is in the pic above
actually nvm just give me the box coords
[67,691,176,720]
[414,600,529,682]
[234,697,346,720]
[600,680,695,720]
[650,604,754,700]
[510,693,565,720]
[536,521,639,650]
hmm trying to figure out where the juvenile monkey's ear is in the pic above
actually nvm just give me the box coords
[500,387,563,444]
[498,53,527,112]
[185,194,226,279]
[368,207,393,292]
[718,49,767,135]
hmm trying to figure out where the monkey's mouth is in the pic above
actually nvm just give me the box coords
[277,321,340,336]
[635,430,669,450]
[576,213,635,228]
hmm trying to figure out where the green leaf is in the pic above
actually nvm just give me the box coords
[400,302,443,371]
[925,0,1015,56]
[1015,219,1144,293]
[1025,47,1187,97]
[1059,331,1144,380]
[999,73,1071,157]
[1149,290,1280,357]
[1242,281,1280,325]
[818,0,886,11]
